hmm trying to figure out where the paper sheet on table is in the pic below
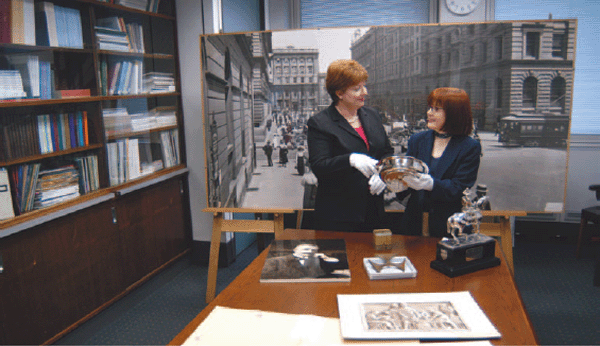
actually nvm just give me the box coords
[181,306,419,345]
[182,306,493,346]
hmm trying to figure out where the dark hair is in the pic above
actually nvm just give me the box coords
[427,87,473,136]
[326,59,368,104]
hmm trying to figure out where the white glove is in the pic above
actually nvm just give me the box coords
[403,173,434,191]
[369,174,387,195]
[349,153,379,178]
[386,179,408,193]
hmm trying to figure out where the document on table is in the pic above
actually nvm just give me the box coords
[182,306,493,345]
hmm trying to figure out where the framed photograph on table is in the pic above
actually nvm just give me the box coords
[337,291,500,340]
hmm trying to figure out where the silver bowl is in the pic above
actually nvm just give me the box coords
[377,156,429,183]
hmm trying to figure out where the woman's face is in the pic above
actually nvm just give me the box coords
[337,81,367,110]
[427,104,446,133]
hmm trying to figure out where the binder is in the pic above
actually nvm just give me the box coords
[0,168,15,220]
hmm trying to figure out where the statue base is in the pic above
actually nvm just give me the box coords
[430,234,500,278]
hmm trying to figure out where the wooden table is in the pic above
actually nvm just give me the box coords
[170,229,538,345]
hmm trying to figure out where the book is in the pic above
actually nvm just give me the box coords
[11,0,24,44]
[259,239,351,283]
[35,1,58,47]
[0,0,10,44]
[0,168,15,220]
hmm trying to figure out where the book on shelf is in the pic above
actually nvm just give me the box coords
[1,113,41,160]
[10,162,41,215]
[156,128,179,168]
[144,72,175,93]
[74,155,99,194]
[35,2,83,48]
[34,112,88,155]
[0,0,10,44]
[116,0,149,12]
[259,239,351,283]
[106,138,142,186]
[0,70,27,99]
[8,0,36,45]
[58,89,91,98]
[33,164,80,210]
[6,53,40,98]
[0,168,15,220]
[35,1,58,47]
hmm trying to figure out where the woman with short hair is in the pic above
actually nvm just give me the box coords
[394,87,482,237]
[307,59,394,231]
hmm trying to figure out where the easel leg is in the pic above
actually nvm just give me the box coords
[206,213,223,304]
[500,216,514,274]
[274,213,284,239]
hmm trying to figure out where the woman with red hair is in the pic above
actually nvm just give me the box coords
[394,87,481,237]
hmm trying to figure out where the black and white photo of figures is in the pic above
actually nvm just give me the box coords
[361,302,468,332]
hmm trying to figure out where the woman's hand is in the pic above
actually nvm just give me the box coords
[369,174,387,195]
[349,153,379,178]
[403,173,434,191]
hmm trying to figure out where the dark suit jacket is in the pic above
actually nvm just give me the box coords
[401,130,481,237]
[307,104,394,224]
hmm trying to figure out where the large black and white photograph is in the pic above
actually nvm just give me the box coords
[200,19,575,212]
[260,239,350,282]
[337,291,500,340]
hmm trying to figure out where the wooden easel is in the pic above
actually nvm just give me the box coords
[204,208,293,303]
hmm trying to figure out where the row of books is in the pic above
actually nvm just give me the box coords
[106,128,178,186]
[96,16,145,53]
[0,111,89,162]
[0,0,36,45]
[35,1,84,48]
[4,156,99,217]
[103,106,177,136]
[99,58,144,96]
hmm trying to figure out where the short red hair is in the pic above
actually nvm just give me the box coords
[427,87,473,136]
[326,59,368,104]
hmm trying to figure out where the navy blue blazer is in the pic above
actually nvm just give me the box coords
[307,104,394,224]
[401,130,481,237]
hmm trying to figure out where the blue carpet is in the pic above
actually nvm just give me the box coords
[513,238,600,345]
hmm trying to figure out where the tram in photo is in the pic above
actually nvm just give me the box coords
[498,113,569,148]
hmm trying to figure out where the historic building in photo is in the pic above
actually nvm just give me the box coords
[351,20,575,131]
[269,47,320,121]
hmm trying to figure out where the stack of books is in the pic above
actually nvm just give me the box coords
[0,70,27,99]
[6,54,40,98]
[95,16,143,53]
[144,72,175,93]
[103,108,132,136]
[33,165,80,210]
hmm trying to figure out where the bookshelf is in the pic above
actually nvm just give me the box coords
[0,0,190,344]
[0,0,184,223]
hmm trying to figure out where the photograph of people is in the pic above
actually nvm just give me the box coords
[392,87,481,237]
[260,242,347,281]
[307,59,394,232]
